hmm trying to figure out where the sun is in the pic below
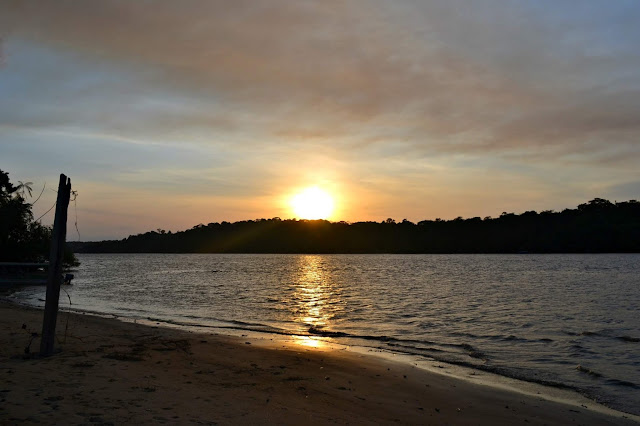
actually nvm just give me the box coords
[291,187,335,220]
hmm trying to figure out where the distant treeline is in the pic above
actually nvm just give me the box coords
[70,198,640,254]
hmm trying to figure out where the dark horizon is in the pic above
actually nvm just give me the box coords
[69,198,640,254]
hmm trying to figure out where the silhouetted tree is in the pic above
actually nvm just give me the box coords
[0,169,78,265]
[14,180,33,199]
[69,198,640,254]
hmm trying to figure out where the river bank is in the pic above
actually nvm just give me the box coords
[1,301,636,425]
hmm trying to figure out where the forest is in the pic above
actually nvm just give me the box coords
[70,198,640,254]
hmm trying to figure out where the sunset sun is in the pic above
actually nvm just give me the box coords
[291,187,335,220]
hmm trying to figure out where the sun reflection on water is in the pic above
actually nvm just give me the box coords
[290,255,345,348]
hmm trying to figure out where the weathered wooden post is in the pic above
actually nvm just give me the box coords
[40,174,72,356]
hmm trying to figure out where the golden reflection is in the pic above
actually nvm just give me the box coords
[290,255,344,348]
[292,335,325,349]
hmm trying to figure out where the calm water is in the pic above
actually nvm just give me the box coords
[8,253,640,415]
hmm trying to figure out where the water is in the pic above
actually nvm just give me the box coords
[8,253,640,415]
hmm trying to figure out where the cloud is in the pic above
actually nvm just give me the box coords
[2,0,638,167]
[2,0,640,238]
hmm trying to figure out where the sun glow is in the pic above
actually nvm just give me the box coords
[291,186,335,220]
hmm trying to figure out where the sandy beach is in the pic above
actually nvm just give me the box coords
[1,301,636,425]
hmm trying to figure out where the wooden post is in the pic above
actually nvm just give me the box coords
[40,174,72,356]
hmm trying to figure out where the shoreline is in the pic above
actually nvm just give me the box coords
[6,294,635,415]
[98,311,638,417]
[2,300,637,425]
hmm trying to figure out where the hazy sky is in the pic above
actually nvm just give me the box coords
[1,0,639,240]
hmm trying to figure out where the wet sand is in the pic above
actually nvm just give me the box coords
[1,301,637,425]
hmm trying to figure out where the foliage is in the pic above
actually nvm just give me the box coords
[70,198,640,254]
[0,169,79,266]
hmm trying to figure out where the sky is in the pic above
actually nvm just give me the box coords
[1,0,639,241]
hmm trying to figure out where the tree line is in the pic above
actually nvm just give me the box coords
[69,198,640,254]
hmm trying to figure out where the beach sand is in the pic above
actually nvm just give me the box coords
[1,301,637,425]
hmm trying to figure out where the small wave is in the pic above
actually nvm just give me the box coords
[225,318,271,328]
[584,266,612,271]
[450,331,552,344]
[432,360,579,392]
[617,335,640,343]
[606,378,640,389]
[459,343,486,360]
[150,269,210,275]
[563,330,604,337]
[307,327,416,344]
[144,316,294,336]
[307,327,489,361]
[574,366,640,390]
[565,331,639,343]
[576,365,602,378]
[385,342,447,355]
[307,327,349,338]
[501,335,552,344]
